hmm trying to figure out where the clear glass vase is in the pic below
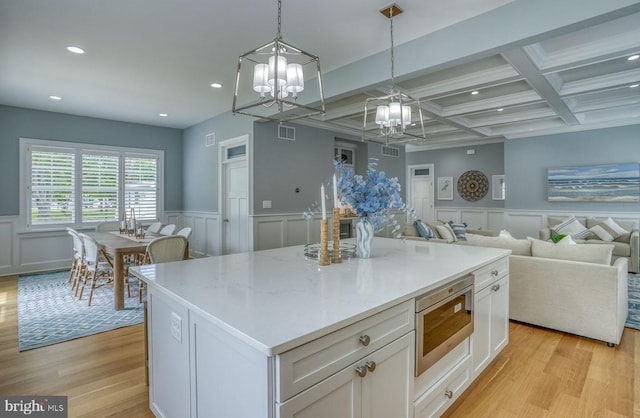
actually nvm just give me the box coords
[356,217,374,259]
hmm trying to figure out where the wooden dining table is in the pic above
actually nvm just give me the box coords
[86,231,156,311]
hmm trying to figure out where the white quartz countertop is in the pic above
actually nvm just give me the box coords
[131,238,509,356]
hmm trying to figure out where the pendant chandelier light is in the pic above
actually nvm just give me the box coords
[363,4,425,142]
[232,0,325,122]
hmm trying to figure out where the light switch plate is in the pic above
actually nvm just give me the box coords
[262,200,272,209]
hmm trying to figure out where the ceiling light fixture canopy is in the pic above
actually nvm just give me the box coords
[232,0,325,122]
[363,3,425,143]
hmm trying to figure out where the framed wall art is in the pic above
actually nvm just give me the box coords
[492,175,505,200]
[437,176,454,200]
[457,170,489,202]
[547,163,640,202]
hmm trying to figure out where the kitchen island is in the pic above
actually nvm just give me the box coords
[131,237,510,418]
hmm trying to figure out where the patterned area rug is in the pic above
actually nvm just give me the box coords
[627,273,640,330]
[18,270,144,351]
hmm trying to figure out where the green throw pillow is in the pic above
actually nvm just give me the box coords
[551,233,566,243]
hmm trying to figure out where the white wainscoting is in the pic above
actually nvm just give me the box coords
[253,214,322,251]
[179,211,221,257]
[435,207,506,234]
[0,212,221,276]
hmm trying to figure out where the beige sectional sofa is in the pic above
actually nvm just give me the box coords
[465,234,628,346]
[539,216,639,273]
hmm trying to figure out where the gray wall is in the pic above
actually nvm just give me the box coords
[181,111,253,212]
[407,142,505,208]
[253,122,352,215]
[0,105,183,216]
[252,122,407,215]
[505,124,640,211]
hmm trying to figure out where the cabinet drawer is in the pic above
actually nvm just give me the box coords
[277,300,414,402]
[414,355,472,418]
[474,257,508,291]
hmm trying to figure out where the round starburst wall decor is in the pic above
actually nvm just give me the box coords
[457,170,489,201]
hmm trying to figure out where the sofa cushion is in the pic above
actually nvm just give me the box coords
[528,237,613,265]
[403,223,420,237]
[548,216,586,228]
[552,216,593,239]
[425,221,446,239]
[448,221,467,241]
[466,234,532,256]
[589,225,614,242]
[436,224,456,243]
[414,220,437,239]
[583,239,631,257]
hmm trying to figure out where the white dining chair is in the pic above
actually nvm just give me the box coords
[138,235,188,302]
[176,227,192,241]
[95,221,120,232]
[66,228,85,290]
[159,224,176,236]
[77,233,116,306]
[147,221,163,234]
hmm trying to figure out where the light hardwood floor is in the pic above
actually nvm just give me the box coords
[2,274,640,417]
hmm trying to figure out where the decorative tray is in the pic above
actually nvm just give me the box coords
[303,242,357,261]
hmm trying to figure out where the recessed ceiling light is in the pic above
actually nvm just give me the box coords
[49,95,62,101]
[66,46,85,54]
[630,84,639,88]
[210,82,223,88]
[159,113,168,117]
[628,54,640,61]
[471,91,479,95]
[497,108,504,112]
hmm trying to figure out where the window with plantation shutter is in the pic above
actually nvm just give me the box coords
[124,155,158,221]
[30,147,75,225]
[22,138,163,230]
[82,153,119,222]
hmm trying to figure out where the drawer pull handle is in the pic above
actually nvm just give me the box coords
[359,335,371,346]
[445,390,453,399]
[491,269,499,276]
[365,361,376,373]
[355,365,368,378]
[491,284,501,292]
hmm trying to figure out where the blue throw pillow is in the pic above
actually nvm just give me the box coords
[414,220,436,239]
[448,221,468,241]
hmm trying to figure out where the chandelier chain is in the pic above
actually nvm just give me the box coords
[277,0,282,38]
[390,8,395,87]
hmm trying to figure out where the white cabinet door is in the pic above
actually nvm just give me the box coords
[471,285,492,377]
[362,332,414,418]
[279,332,414,418]
[490,276,509,357]
[472,274,510,378]
[278,364,361,418]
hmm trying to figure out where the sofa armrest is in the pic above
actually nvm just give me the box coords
[539,227,551,241]
[629,229,639,273]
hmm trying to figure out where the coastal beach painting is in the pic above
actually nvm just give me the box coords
[547,163,640,202]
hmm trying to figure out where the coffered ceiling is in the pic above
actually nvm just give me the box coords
[0,0,638,151]
[303,11,640,150]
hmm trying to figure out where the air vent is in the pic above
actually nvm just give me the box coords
[381,144,400,158]
[278,125,295,141]
[205,133,216,147]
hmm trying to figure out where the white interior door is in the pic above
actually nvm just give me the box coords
[221,138,249,255]
[408,165,434,222]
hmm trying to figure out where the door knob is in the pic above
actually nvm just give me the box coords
[223,218,230,222]
[355,365,367,378]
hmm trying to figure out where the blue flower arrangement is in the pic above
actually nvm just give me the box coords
[334,158,405,234]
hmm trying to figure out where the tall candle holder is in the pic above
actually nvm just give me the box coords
[332,208,342,263]
[319,219,330,266]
